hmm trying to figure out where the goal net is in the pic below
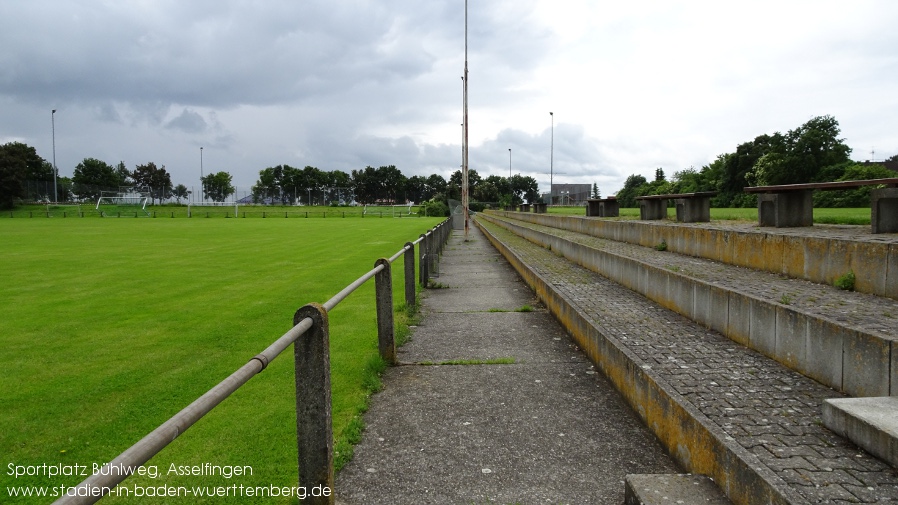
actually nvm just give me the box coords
[188,202,239,218]
[95,194,150,217]
[362,203,415,217]
[45,203,83,217]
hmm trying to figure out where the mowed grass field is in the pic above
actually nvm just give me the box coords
[0,217,440,503]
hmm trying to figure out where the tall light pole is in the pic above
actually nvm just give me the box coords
[462,0,470,240]
[51,109,57,202]
[508,148,512,178]
[199,146,204,203]
[549,111,554,205]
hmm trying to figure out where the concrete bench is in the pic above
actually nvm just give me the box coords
[744,178,898,233]
[518,203,531,213]
[586,197,619,217]
[636,192,716,222]
[532,203,547,214]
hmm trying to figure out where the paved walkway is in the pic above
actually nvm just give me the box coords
[336,224,680,504]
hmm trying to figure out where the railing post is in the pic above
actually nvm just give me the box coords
[404,242,416,308]
[429,228,439,277]
[374,258,396,364]
[419,233,429,286]
[292,303,334,505]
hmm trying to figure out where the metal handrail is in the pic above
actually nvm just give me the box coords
[54,218,450,505]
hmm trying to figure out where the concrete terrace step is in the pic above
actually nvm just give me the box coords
[475,216,898,505]
[497,211,898,300]
[823,397,898,469]
[479,212,898,398]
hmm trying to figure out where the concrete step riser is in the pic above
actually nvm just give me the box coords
[476,219,809,505]
[499,211,898,300]
[481,214,896,398]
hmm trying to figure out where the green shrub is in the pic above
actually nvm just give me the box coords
[421,200,449,217]
[834,271,856,291]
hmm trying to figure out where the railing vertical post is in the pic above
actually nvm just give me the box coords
[292,303,334,505]
[419,233,428,286]
[374,258,396,364]
[429,228,439,277]
[404,242,416,308]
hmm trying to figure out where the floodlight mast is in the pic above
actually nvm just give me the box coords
[52,109,57,203]
[462,0,469,240]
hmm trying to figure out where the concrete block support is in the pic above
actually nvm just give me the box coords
[586,199,600,216]
[872,188,898,234]
[640,199,667,220]
[600,200,620,217]
[675,196,712,223]
[756,191,813,228]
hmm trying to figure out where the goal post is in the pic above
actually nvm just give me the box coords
[362,203,415,217]
[187,202,239,218]
[45,203,83,217]
[95,194,150,217]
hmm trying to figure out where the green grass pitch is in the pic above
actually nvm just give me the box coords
[0,217,440,503]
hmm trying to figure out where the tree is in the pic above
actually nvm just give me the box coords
[591,182,600,199]
[654,168,666,182]
[509,174,539,204]
[0,145,28,208]
[131,162,173,204]
[73,158,122,202]
[201,171,235,202]
[614,174,648,208]
[115,161,132,187]
[173,184,189,204]
[425,174,447,201]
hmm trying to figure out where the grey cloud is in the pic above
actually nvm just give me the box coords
[166,109,207,133]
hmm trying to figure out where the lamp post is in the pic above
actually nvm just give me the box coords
[549,111,554,205]
[51,109,57,203]
[199,146,204,203]
[508,148,512,179]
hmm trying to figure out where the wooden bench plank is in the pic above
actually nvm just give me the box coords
[636,191,717,200]
[745,178,898,193]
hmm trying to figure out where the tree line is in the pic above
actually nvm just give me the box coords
[614,115,898,208]
[0,142,541,213]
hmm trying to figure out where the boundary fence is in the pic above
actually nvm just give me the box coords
[53,218,452,505]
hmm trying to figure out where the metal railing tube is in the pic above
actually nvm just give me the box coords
[56,318,315,505]
[322,264,384,312]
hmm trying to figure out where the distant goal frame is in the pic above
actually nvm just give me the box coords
[95,194,150,217]
[362,203,415,217]
[188,202,239,218]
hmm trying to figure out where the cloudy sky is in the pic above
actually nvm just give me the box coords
[2,0,897,196]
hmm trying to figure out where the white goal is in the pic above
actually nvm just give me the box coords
[95,195,150,217]
[45,203,83,217]
[362,203,415,217]
[188,202,239,218]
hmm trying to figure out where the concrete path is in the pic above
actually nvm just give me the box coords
[336,225,681,504]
